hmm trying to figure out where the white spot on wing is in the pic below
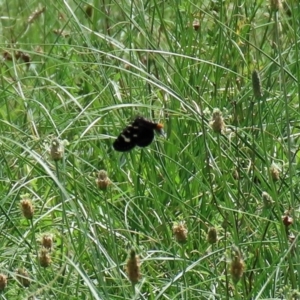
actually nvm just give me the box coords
[121,134,131,143]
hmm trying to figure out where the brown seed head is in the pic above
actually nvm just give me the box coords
[0,274,7,291]
[270,0,282,11]
[126,249,141,285]
[85,4,93,18]
[270,164,280,181]
[50,138,64,161]
[20,198,34,220]
[207,227,218,244]
[282,212,293,227]
[210,108,225,133]
[232,169,239,180]
[193,19,200,31]
[41,234,53,249]
[3,51,13,61]
[252,70,263,99]
[230,255,245,284]
[17,268,30,288]
[19,52,31,65]
[172,222,188,244]
[39,248,52,268]
[96,170,111,190]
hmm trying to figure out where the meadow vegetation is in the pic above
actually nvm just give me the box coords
[0,0,300,299]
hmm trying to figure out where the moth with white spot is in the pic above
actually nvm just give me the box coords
[113,117,164,152]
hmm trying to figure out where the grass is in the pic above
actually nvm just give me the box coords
[0,0,300,299]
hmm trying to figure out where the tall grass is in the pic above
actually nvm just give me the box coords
[0,0,299,299]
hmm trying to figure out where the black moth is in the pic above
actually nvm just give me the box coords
[113,117,164,152]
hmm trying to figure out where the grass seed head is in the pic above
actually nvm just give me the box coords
[0,274,7,291]
[19,52,31,65]
[282,210,293,227]
[126,249,141,285]
[210,108,225,133]
[41,234,53,249]
[270,0,282,11]
[20,198,34,220]
[96,170,111,190]
[39,248,52,268]
[3,51,13,61]
[50,138,64,161]
[270,164,280,181]
[252,70,263,99]
[232,169,239,180]
[85,4,93,18]
[230,247,244,284]
[207,227,218,244]
[193,19,200,31]
[230,256,245,284]
[17,268,30,288]
[172,222,188,244]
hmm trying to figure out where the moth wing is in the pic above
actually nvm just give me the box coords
[135,126,155,147]
[113,126,137,152]
[113,135,136,152]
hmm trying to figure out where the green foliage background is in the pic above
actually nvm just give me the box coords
[0,0,300,299]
